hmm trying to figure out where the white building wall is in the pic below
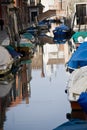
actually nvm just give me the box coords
[41,0,54,12]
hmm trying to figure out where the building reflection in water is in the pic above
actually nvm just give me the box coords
[0,61,32,130]
[32,42,70,81]
[10,62,32,106]
[0,73,15,130]
[31,21,72,82]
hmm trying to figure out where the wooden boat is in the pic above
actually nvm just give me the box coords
[66,66,87,111]
[0,46,13,76]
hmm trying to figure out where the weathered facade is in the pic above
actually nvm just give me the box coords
[27,0,44,24]
[67,0,87,30]
[0,0,44,26]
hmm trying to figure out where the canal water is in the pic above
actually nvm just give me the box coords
[0,23,72,130]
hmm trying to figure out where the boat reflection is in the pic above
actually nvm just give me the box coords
[0,60,32,129]
[9,62,31,106]
[0,73,14,98]
[31,41,70,81]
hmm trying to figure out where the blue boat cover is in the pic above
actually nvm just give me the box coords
[53,36,67,44]
[78,92,87,113]
[55,24,69,31]
[67,41,87,69]
[53,24,71,44]
[53,119,87,130]
[6,45,22,58]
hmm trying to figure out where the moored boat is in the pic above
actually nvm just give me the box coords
[22,32,35,43]
[0,46,13,76]
[66,66,87,112]
[26,26,38,35]
[15,36,35,57]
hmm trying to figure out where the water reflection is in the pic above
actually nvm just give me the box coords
[0,22,85,130]
[0,61,32,129]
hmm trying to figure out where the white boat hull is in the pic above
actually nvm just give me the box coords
[66,66,87,109]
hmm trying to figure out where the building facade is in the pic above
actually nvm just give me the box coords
[27,0,44,24]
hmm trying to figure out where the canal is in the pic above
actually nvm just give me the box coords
[0,23,72,130]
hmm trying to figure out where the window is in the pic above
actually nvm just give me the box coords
[30,0,35,5]
[31,11,37,22]
[76,3,87,25]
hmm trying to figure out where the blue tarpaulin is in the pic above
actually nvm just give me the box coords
[78,92,87,114]
[67,42,87,69]
[5,45,22,58]
[53,24,71,44]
